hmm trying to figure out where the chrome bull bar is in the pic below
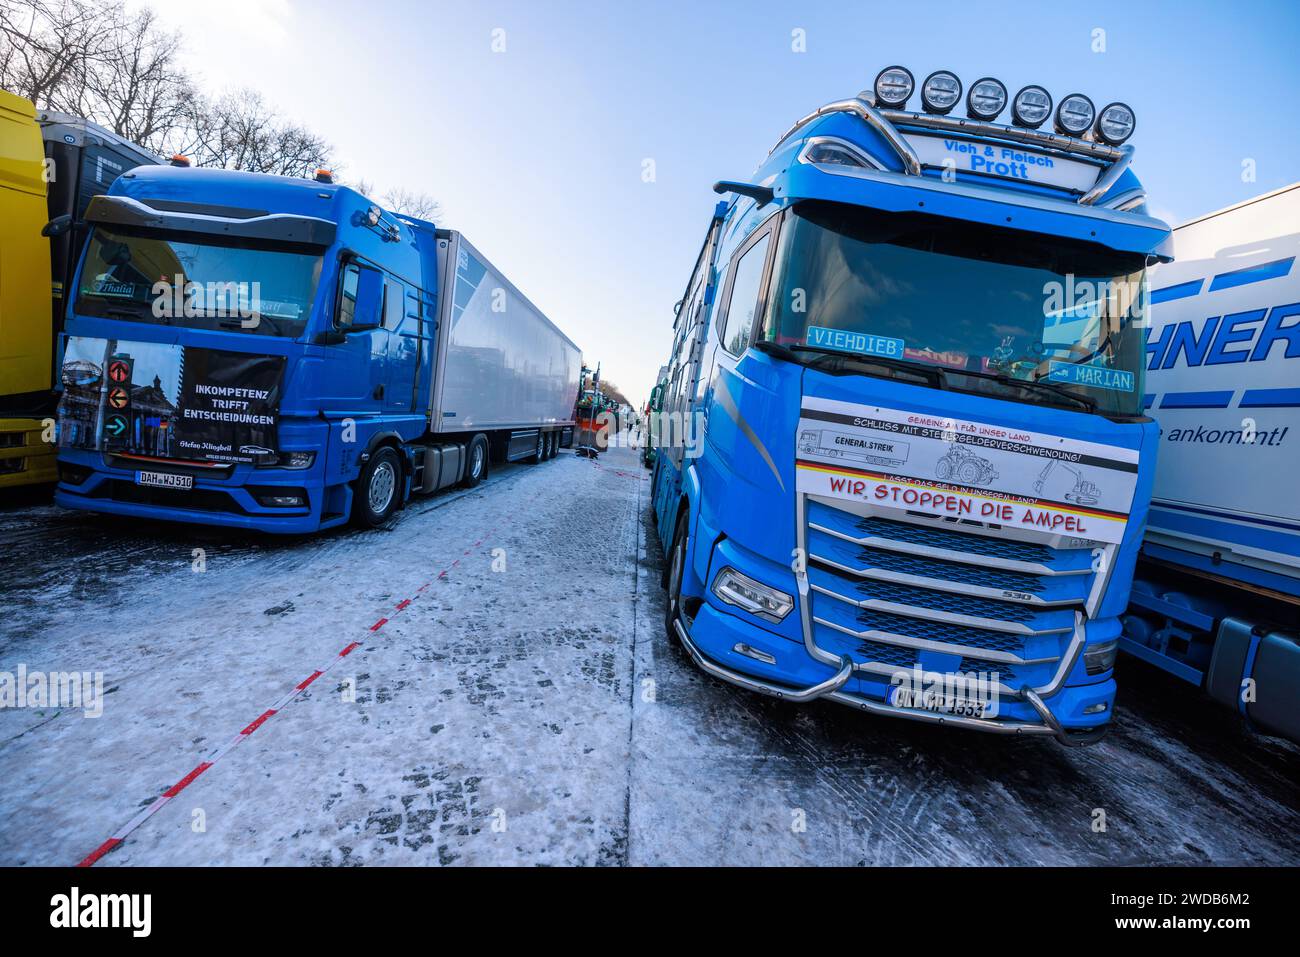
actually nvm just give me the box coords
[669,491,1109,746]
[674,616,1103,744]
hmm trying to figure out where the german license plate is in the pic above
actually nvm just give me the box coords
[889,686,989,719]
[136,470,193,490]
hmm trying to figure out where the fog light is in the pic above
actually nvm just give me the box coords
[921,70,962,114]
[712,567,793,622]
[249,486,308,508]
[281,451,316,470]
[1054,93,1095,136]
[1012,85,1053,128]
[1083,702,1109,715]
[1083,639,1119,675]
[966,77,1007,121]
[873,65,914,109]
[1095,102,1136,145]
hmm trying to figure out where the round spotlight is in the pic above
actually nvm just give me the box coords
[873,65,914,109]
[1095,102,1136,145]
[921,70,962,115]
[1011,85,1053,128]
[966,77,1007,121]
[1054,93,1095,137]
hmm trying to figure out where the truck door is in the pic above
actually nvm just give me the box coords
[382,276,420,412]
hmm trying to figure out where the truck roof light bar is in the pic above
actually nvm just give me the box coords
[169,153,191,167]
[769,92,1136,207]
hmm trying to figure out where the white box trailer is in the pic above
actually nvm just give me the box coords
[429,230,582,451]
[1123,182,1300,741]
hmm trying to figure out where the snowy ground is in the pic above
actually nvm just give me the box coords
[1,441,1297,866]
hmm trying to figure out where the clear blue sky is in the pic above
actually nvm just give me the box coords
[148,0,1300,405]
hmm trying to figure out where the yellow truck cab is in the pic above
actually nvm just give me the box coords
[0,90,55,488]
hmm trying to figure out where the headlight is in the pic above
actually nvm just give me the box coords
[966,77,1007,121]
[1095,102,1136,145]
[1054,93,1095,136]
[259,450,316,470]
[920,70,962,115]
[1011,85,1053,128]
[1083,638,1119,675]
[873,65,914,109]
[711,567,794,622]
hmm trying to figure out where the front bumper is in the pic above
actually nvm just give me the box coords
[674,605,1111,745]
[54,447,345,534]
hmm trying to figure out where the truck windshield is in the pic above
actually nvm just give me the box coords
[764,201,1150,415]
[74,226,324,339]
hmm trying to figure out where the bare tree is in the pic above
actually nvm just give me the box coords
[346,178,441,220]
[381,186,441,221]
[172,89,333,177]
[81,5,191,149]
[2,0,334,175]
[0,0,116,110]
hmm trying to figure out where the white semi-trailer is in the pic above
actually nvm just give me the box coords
[1123,182,1300,741]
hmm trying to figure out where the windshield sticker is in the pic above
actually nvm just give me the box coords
[806,326,904,360]
[1044,360,1135,393]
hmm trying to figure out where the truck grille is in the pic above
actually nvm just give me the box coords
[805,498,1092,692]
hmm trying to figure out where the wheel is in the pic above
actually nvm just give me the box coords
[936,456,953,481]
[956,460,982,484]
[461,434,489,488]
[547,431,558,459]
[352,446,402,527]
[530,430,545,463]
[665,510,689,642]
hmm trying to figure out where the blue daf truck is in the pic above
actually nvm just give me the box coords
[53,165,581,533]
[652,69,1172,744]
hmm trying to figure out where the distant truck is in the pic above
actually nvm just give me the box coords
[1122,182,1300,742]
[54,164,581,532]
[0,91,159,489]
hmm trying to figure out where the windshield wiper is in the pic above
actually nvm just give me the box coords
[756,340,1097,413]
[948,366,1098,413]
[757,341,944,387]
[88,303,159,323]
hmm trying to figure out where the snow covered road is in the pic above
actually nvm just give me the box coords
[1,444,1297,866]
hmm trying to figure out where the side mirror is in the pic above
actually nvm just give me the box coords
[42,214,74,237]
[345,265,384,332]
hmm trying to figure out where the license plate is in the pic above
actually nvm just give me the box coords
[889,686,989,719]
[136,470,193,490]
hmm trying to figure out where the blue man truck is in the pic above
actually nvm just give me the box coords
[53,165,582,533]
[652,69,1171,744]
[1122,182,1300,743]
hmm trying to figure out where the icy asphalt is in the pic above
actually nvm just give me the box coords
[0,441,1297,866]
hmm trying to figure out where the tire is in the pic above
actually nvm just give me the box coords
[956,461,982,484]
[352,446,402,528]
[665,510,689,642]
[462,434,489,488]
[548,431,558,459]
[530,430,545,463]
[936,457,953,481]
